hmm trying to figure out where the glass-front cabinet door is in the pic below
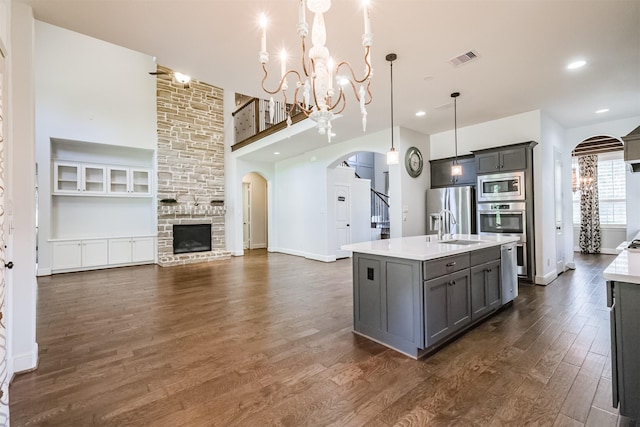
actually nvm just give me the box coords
[130,169,150,195]
[54,161,81,193]
[82,165,106,194]
[108,167,129,194]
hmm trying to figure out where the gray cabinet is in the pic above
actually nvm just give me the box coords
[353,253,423,355]
[607,280,640,419]
[423,253,472,347]
[430,155,476,188]
[475,146,527,174]
[352,247,504,358]
[470,259,501,320]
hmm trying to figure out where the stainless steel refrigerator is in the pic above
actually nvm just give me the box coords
[426,186,476,236]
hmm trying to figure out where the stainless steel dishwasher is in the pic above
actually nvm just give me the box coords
[501,242,518,304]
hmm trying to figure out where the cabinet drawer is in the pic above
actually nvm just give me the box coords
[470,247,500,267]
[423,254,469,281]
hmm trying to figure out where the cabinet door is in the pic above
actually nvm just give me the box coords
[109,238,133,264]
[486,260,501,311]
[475,152,501,174]
[53,162,81,193]
[82,240,108,267]
[455,157,477,186]
[470,264,490,320]
[108,167,129,194]
[52,240,82,270]
[130,169,151,195]
[449,270,471,332]
[470,260,501,321]
[499,147,527,172]
[424,275,450,345]
[82,165,106,194]
[430,160,455,188]
[132,237,154,262]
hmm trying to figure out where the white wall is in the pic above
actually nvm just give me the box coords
[242,172,267,249]
[34,21,157,273]
[565,116,640,241]
[430,110,541,160]
[230,126,429,261]
[537,112,565,284]
[398,127,430,237]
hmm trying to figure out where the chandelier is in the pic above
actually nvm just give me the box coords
[258,0,373,142]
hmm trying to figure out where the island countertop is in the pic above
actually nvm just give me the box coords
[341,234,520,261]
[603,249,640,285]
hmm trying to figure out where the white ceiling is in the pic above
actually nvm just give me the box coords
[18,0,640,161]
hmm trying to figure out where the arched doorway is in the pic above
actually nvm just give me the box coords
[241,172,268,251]
[570,135,626,254]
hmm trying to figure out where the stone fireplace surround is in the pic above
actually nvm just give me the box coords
[156,66,231,266]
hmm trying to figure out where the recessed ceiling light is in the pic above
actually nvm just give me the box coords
[274,151,280,155]
[567,60,586,70]
[415,111,426,117]
[596,108,609,114]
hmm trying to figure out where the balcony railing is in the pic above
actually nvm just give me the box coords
[232,97,306,151]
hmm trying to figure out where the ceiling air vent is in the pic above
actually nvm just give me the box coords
[449,50,479,67]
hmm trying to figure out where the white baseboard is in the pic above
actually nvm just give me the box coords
[268,247,335,263]
[37,267,52,276]
[232,250,244,256]
[535,269,558,286]
[13,343,38,373]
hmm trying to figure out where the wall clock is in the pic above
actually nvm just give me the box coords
[405,146,423,178]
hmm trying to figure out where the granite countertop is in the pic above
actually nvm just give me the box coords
[341,234,520,261]
[604,249,640,285]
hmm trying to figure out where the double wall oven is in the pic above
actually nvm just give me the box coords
[477,172,528,276]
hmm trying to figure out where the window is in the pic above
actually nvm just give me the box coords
[572,152,626,225]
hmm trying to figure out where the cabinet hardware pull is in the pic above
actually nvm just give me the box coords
[4,262,13,269]
[446,262,456,267]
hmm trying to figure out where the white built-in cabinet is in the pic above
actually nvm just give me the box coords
[51,236,155,272]
[108,237,154,264]
[107,167,151,196]
[51,239,109,270]
[53,161,151,197]
[48,139,156,275]
[53,161,107,194]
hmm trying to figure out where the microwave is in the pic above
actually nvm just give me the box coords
[477,171,525,202]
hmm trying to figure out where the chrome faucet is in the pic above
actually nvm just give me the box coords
[437,209,457,240]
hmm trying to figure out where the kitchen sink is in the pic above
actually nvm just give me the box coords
[439,239,484,245]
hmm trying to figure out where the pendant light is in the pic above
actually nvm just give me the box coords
[386,53,399,165]
[451,92,462,176]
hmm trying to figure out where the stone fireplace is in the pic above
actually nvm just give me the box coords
[155,65,231,266]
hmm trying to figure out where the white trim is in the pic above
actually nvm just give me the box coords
[535,269,558,286]
[37,267,52,277]
[232,250,244,256]
[269,247,336,263]
[13,343,38,373]
[250,243,267,249]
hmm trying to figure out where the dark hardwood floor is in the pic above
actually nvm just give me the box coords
[9,251,637,426]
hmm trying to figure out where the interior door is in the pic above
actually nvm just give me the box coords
[554,149,565,274]
[335,184,351,259]
[242,182,251,250]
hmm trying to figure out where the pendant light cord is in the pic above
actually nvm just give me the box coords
[390,59,394,150]
[454,95,457,165]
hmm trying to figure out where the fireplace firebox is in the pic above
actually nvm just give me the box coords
[173,224,212,254]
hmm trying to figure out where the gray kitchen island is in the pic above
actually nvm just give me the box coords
[603,245,640,421]
[342,234,519,359]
